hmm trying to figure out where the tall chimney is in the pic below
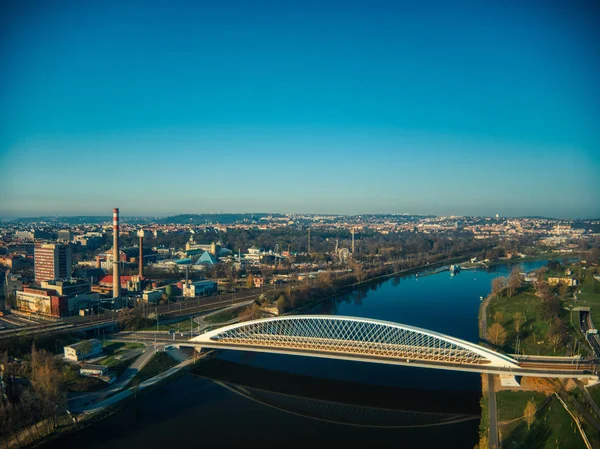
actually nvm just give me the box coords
[137,230,144,277]
[113,208,120,299]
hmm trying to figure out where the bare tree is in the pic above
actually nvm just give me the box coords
[493,311,504,323]
[524,398,536,430]
[513,312,525,335]
[488,323,507,346]
[559,281,570,300]
[548,319,566,354]
[507,266,523,298]
[491,277,506,298]
[535,279,550,299]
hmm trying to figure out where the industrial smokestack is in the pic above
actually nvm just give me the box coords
[113,208,120,299]
[137,230,144,277]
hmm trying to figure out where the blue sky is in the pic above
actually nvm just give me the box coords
[1,0,599,218]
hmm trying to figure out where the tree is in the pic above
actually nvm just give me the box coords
[276,295,290,314]
[474,433,489,449]
[513,312,525,335]
[541,296,560,322]
[507,266,523,298]
[491,277,506,298]
[488,323,507,346]
[524,398,536,430]
[559,281,570,300]
[246,273,254,288]
[493,311,504,323]
[548,319,566,354]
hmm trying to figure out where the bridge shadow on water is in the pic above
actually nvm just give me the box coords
[192,358,481,419]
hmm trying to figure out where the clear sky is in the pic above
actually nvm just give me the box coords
[1,0,599,219]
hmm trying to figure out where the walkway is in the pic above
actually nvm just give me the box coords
[76,352,209,415]
[68,345,157,412]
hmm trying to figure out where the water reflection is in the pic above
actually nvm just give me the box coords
[193,359,480,429]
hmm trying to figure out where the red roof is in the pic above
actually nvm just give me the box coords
[99,275,133,286]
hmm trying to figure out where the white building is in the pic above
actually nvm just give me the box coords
[64,339,103,361]
[80,364,108,377]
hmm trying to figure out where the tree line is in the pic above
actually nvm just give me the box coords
[0,344,67,448]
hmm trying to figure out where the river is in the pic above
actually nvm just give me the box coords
[43,260,553,449]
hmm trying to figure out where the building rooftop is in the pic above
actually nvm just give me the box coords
[66,339,102,350]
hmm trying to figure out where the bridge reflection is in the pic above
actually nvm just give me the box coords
[192,359,480,428]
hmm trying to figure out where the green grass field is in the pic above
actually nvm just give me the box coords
[486,287,574,356]
[203,308,240,323]
[479,393,489,440]
[501,395,586,449]
[587,384,600,409]
[570,271,600,317]
[496,391,547,422]
[130,351,177,387]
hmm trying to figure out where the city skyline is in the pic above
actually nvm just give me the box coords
[1,1,599,218]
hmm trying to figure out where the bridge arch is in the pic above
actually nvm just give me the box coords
[191,315,519,369]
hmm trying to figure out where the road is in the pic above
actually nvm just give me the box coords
[68,345,157,412]
[488,374,499,449]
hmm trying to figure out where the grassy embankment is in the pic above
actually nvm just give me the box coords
[203,308,240,323]
[486,286,578,356]
[97,342,145,376]
[567,271,600,317]
[479,392,489,443]
[130,351,177,387]
[500,393,587,449]
[497,391,547,422]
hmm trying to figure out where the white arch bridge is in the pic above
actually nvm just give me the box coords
[189,315,598,379]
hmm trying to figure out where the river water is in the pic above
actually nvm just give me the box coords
[44,260,551,449]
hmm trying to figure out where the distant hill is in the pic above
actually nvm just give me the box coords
[10,216,157,225]
[156,213,281,224]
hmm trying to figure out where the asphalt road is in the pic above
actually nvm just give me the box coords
[488,374,499,449]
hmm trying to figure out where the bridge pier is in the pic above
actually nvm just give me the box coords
[499,374,521,388]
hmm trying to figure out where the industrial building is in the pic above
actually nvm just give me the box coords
[142,289,164,303]
[182,280,218,298]
[34,243,72,282]
[15,286,68,317]
[16,279,99,318]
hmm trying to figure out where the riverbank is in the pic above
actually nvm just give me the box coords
[477,259,600,448]
[288,254,475,316]
[463,252,585,271]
